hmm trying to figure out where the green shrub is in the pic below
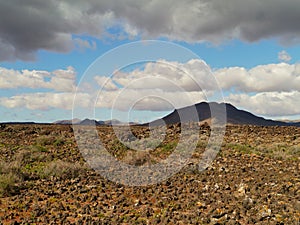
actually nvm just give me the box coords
[35,135,54,146]
[227,143,255,154]
[158,141,177,153]
[53,138,65,147]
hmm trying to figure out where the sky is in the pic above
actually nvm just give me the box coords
[0,0,300,123]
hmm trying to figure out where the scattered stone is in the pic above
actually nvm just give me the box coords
[0,124,299,224]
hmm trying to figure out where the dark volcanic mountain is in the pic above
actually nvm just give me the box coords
[151,102,299,127]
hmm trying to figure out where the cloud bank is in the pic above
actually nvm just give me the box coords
[1,0,300,61]
[0,92,91,111]
[227,91,300,116]
[215,63,300,92]
[1,60,299,117]
[0,66,76,92]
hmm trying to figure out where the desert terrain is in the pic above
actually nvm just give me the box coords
[0,123,299,224]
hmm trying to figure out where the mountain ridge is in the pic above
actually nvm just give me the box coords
[8,102,297,127]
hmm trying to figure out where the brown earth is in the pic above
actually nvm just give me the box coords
[0,124,299,224]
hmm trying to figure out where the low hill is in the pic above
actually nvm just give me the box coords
[151,102,299,127]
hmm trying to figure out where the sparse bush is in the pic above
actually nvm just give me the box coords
[53,138,65,147]
[122,150,152,166]
[109,139,129,158]
[159,141,177,153]
[145,139,161,149]
[0,160,23,177]
[0,160,10,174]
[270,144,300,160]
[35,135,55,146]
[23,162,46,174]
[39,160,87,179]
[227,143,255,154]
[0,173,21,196]
[0,160,24,196]
[14,148,48,165]
[32,145,48,152]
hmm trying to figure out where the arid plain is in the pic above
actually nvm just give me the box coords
[0,123,299,224]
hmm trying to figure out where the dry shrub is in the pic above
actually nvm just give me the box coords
[122,150,152,166]
[14,148,49,165]
[35,135,55,146]
[39,160,87,179]
[0,160,24,196]
[0,173,21,196]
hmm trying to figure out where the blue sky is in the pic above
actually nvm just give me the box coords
[0,1,300,122]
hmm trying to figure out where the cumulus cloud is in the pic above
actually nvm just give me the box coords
[74,38,97,51]
[96,89,207,111]
[90,59,215,111]
[94,76,118,91]
[113,59,216,92]
[0,66,76,91]
[215,63,300,92]
[94,59,299,115]
[278,50,292,62]
[1,59,299,117]
[226,91,300,116]
[112,60,300,94]
[0,92,91,110]
[1,0,300,61]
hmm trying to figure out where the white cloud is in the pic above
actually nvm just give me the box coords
[94,76,118,91]
[0,66,76,91]
[74,38,97,51]
[97,59,300,116]
[278,50,292,62]
[112,60,300,94]
[91,59,215,111]
[1,60,299,117]
[0,92,91,110]
[92,59,300,115]
[215,63,300,92]
[113,59,217,92]
[96,89,207,111]
[226,91,300,116]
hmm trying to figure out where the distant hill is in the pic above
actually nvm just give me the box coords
[77,119,104,126]
[52,102,299,127]
[0,121,37,125]
[150,102,300,127]
[103,119,123,125]
[53,118,81,125]
[54,118,137,126]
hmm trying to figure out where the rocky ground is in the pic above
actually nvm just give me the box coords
[0,124,299,224]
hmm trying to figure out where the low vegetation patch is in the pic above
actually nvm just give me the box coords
[0,161,24,197]
[226,142,300,160]
[0,173,21,196]
[38,160,87,179]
